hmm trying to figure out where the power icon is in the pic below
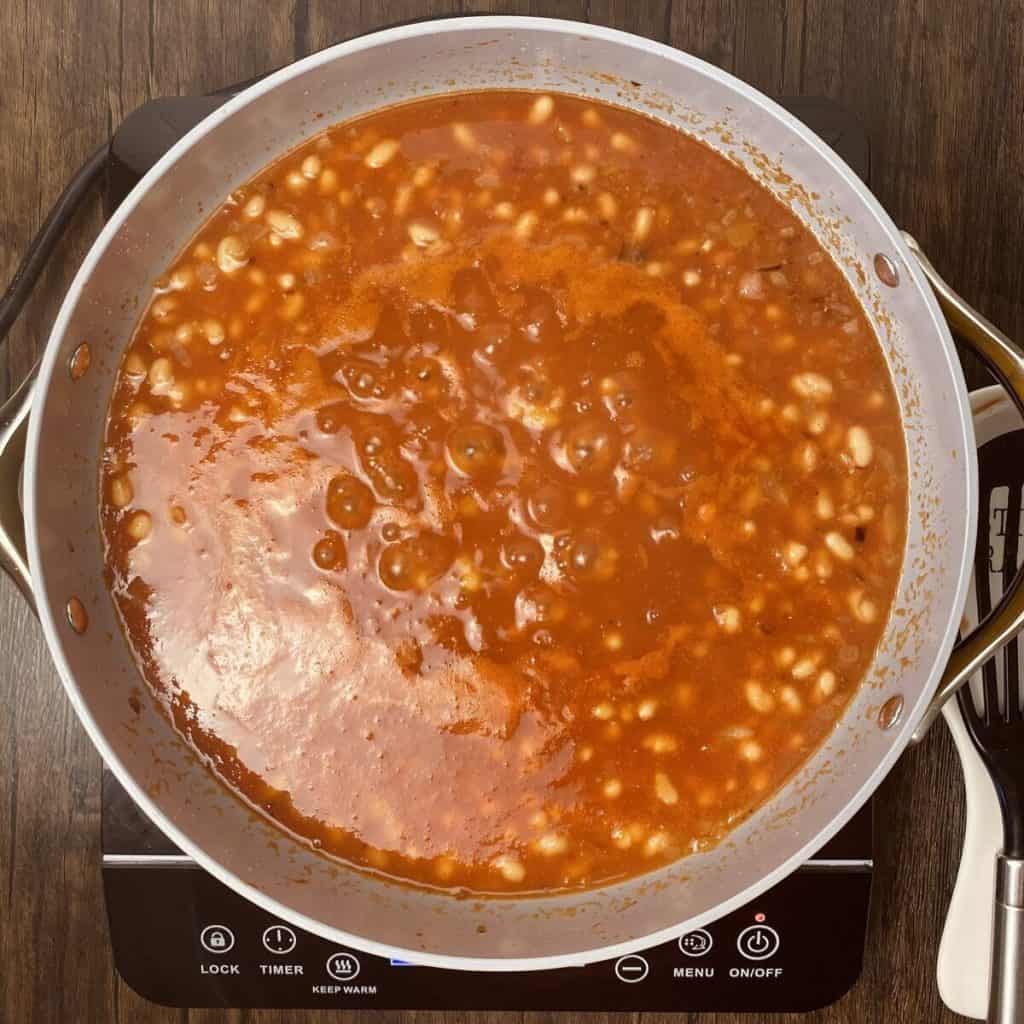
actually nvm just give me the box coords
[736,924,780,961]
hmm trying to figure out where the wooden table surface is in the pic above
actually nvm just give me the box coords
[2,2,1022,1022]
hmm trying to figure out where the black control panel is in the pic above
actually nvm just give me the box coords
[104,853,870,1010]
[101,89,874,1013]
[103,767,872,1011]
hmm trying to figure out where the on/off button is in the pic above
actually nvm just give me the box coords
[736,924,780,961]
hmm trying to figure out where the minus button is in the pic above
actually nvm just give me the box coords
[614,954,650,983]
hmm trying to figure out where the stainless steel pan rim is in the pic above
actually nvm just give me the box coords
[20,16,976,970]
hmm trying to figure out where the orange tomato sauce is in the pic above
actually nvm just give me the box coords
[100,91,906,894]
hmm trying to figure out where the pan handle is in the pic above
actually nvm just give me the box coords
[0,363,37,612]
[904,234,1024,742]
[0,144,107,613]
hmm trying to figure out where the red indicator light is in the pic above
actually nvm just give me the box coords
[754,912,766,923]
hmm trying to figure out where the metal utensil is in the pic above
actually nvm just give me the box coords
[958,597,1024,1024]
[937,388,1017,1020]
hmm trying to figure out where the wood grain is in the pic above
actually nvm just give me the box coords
[3,1,1021,1020]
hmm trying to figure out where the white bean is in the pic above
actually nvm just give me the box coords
[408,221,440,248]
[817,670,837,697]
[301,154,322,179]
[536,833,568,856]
[109,476,133,508]
[847,425,874,467]
[798,442,818,472]
[364,139,400,168]
[784,541,808,567]
[571,163,597,186]
[127,510,152,541]
[792,656,817,680]
[632,206,654,244]
[243,193,266,219]
[779,685,803,713]
[714,604,741,633]
[790,372,833,401]
[266,209,303,240]
[739,739,764,762]
[527,95,555,125]
[596,192,618,220]
[514,211,538,239]
[825,531,855,561]
[642,733,678,754]
[637,699,658,721]
[655,772,679,805]
[148,357,173,391]
[848,588,878,623]
[494,855,525,883]
[216,235,249,273]
[745,681,775,713]
[452,123,477,150]
[611,132,636,153]
[644,831,670,856]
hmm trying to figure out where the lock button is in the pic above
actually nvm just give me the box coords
[200,924,236,955]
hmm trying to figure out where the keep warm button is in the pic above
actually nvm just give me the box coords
[736,924,780,961]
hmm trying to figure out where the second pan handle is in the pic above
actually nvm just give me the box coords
[905,233,1024,742]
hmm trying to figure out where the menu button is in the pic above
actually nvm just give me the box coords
[678,929,714,957]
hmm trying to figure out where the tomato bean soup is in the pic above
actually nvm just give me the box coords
[100,91,907,894]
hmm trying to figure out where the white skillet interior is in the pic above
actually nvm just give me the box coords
[24,18,974,968]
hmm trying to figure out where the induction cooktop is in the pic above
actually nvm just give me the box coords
[100,88,875,1012]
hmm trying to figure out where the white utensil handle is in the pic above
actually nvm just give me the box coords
[937,701,1002,1019]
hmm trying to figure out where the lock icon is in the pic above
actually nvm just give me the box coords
[200,925,235,954]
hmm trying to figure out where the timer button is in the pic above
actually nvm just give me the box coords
[262,924,297,955]
[737,924,780,961]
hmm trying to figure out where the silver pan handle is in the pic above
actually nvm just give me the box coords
[904,234,1024,741]
[0,363,37,612]
[0,146,107,614]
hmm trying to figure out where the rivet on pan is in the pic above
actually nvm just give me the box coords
[69,342,92,381]
[873,254,900,288]
[66,596,89,634]
[877,694,904,730]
